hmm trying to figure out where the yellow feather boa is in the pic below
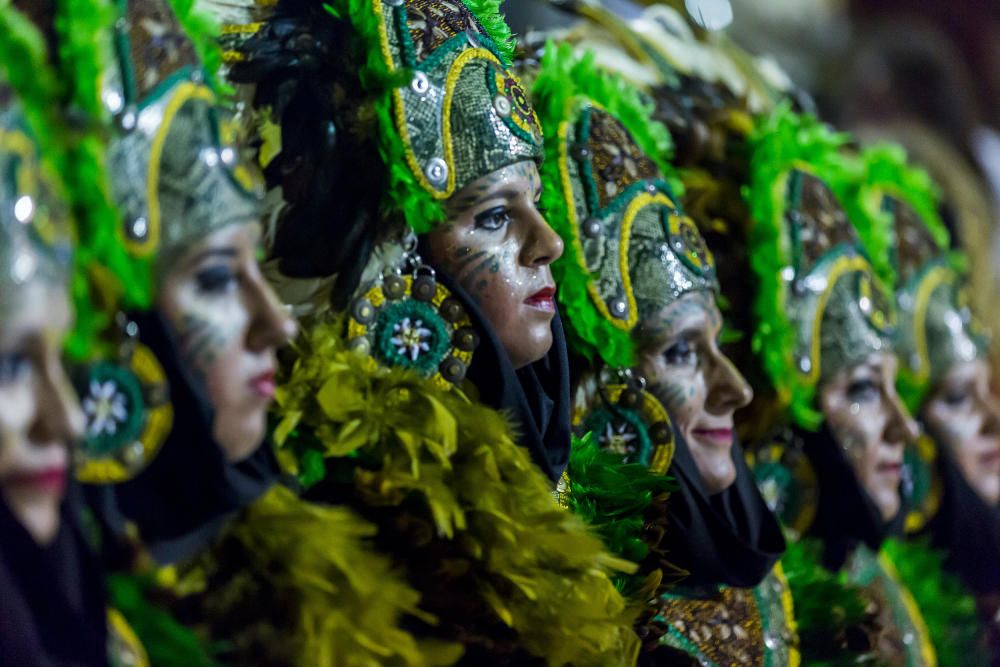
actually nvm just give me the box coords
[272,318,641,666]
[185,485,456,666]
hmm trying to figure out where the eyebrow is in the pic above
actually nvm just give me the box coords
[185,247,239,267]
[649,326,701,347]
[471,188,521,208]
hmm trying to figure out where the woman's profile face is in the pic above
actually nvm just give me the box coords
[922,359,1000,506]
[425,160,564,370]
[635,290,753,494]
[157,223,296,462]
[0,282,84,545]
[819,353,918,521]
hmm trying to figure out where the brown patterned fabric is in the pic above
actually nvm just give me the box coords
[587,108,659,210]
[126,0,199,98]
[862,577,909,667]
[889,197,940,284]
[405,0,484,64]
[791,170,858,272]
[655,588,765,667]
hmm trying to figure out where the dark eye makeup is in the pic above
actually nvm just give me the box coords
[942,384,973,407]
[195,265,238,294]
[847,377,880,403]
[0,351,30,385]
[664,337,698,366]
[473,206,512,231]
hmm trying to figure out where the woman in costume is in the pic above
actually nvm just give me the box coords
[852,144,997,662]
[12,0,294,568]
[0,6,150,663]
[530,43,795,667]
[226,0,575,482]
[205,0,640,664]
[746,105,941,667]
[24,3,445,666]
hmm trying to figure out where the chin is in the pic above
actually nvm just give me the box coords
[698,458,737,495]
[20,501,61,546]
[974,478,1000,507]
[505,324,553,369]
[216,415,266,463]
[875,493,901,522]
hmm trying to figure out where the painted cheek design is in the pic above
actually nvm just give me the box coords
[175,308,241,379]
[448,244,505,302]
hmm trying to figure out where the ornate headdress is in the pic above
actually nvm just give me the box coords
[228,0,543,237]
[533,43,716,370]
[747,105,895,429]
[216,0,548,386]
[102,0,260,276]
[533,43,717,472]
[853,144,987,411]
[0,7,72,308]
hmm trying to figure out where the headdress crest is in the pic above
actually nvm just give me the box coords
[747,105,894,428]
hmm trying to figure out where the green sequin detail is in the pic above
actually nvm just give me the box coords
[77,361,146,457]
[582,405,654,467]
[373,299,451,376]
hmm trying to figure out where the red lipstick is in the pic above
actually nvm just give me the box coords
[877,462,903,478]
[980,450,1000,468]
[250,369,276,399]
[8,466,66,495]
[692,428,734,446]
[524,286,556,312]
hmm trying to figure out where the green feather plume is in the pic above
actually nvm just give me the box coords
[745,103,859,430]
[531,41,676,368]
[463,0,514,66]
[566,432,675,591]
[850,142,947,290]
[54,0,154,358]
[781,537,873,665]
[881,538,987,667]
[273,318,641,666]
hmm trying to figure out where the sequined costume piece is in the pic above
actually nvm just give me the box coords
[375,0,542,200]
[654,567,798,667]
[847,546,936,667]
[105,0,261,275]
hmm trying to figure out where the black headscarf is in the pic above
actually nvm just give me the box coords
[432,268,572,483]
[662,432,786,589]
[798,422,904,571]
[925,439,1000,596]
[84,310,279,566]
[0,484,108,666]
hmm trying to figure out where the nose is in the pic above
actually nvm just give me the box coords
[976,385,1000,436]
[29,351,84,446]
[519,205,564,268]
[704,347,754,415]
[883,389,919,445]
[245,273,297,352]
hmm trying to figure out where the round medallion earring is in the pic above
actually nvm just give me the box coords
[73,313,173,484]
[749,432,820,541]
[346,231,478,389]
[576,368,676,475]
